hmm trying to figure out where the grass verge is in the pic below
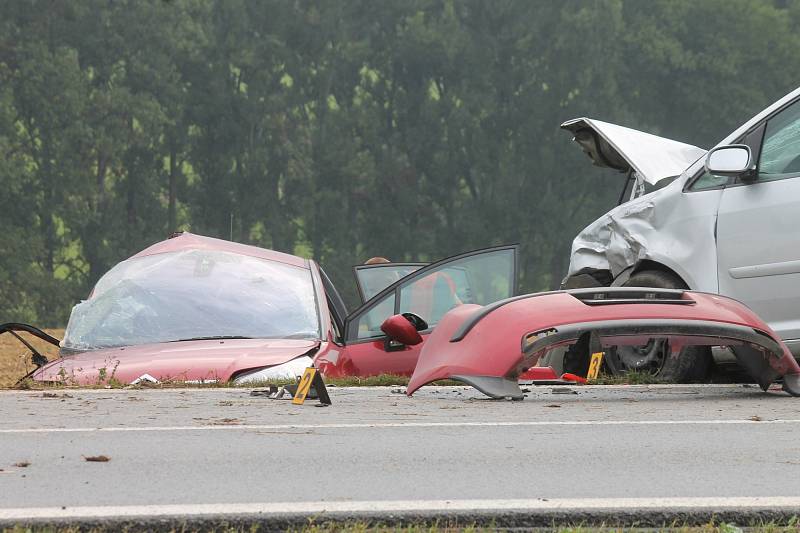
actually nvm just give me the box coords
[589,370,665,385]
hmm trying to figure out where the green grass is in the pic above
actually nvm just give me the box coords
[589,370,664,385]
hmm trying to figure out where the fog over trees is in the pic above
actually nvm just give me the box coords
[1,0,799,323]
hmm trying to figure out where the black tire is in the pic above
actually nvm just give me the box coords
[563,270,712,382]
[562,332,591,377]
[621,270,712,382]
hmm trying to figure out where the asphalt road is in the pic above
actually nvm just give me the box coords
[2,384,800,528]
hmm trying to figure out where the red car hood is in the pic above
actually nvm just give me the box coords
[32,338,319,385]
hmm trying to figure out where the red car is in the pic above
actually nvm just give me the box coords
[402,287,800,399]
[3,233,518,385]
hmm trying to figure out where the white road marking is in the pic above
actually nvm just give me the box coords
[3,497,800,520]
[2,418,800,434]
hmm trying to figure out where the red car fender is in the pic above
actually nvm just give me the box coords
[313,330,425,378]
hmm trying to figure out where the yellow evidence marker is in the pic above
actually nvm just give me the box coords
[292,367,332,405]
[587,351,605,381]
[292,367,317,404]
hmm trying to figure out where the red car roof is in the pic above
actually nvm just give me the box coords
[131,232,309,269]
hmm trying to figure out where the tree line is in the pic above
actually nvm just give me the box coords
[1,0,799,324]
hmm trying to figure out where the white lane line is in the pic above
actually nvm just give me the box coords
[3,497,800,520]
[2,418,800,434]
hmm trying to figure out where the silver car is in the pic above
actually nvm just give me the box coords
[559,86,800,381]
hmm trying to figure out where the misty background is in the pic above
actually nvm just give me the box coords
[1,0,799,324]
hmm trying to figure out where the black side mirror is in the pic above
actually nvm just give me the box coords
[705,145,755,181]
[400,312,428,331]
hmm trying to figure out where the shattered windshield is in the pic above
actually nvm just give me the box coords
[62,250,320,350]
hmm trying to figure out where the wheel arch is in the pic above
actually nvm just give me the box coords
[613,259,695,290]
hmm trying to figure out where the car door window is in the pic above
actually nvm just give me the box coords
[689,170,729,191]
[354,293,396,339]
[759,99,800,182]
[398,253,514,326]
[353,263,425,302]
[346,246,517,342]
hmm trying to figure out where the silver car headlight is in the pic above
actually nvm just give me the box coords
[232,355,313,384]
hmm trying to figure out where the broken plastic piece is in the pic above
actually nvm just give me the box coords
[517,367,558,380]
[130,374,159,385]
[449,375,524,400]
[782,374,800,397]
[561,373,588,384]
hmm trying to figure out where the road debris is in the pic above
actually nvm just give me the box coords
[251,374,331,406]
[209,418,241,426]
[251,385,293,399]
[130,374,159,385]
[41,392,73,399]
[84,455,110,462]
[13,461,30,468]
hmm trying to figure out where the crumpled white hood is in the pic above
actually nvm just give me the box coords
[561,117,706,185]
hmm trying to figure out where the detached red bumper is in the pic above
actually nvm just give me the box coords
[407,288,800,399]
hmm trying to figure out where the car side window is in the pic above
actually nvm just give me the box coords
[398,250,515,328]
[355,293,396,339]
[354,264,424,301]
[758,99,800,182]
[689,170,729,191]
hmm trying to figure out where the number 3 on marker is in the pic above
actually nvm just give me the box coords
[587,352,604,380]
[293,367,316,405]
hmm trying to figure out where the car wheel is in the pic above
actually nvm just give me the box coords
[562,332,591,377]
[563,270,712,382]
[621,270,712,381]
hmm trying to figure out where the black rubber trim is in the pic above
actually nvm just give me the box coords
[570,287,686,301]
[318,266,347,335]
[0,323,61,346]
[578,298,691,305]
[521,319,784,360]
[450,287,691,343]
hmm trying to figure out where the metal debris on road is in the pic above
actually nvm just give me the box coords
[551,388,578,395]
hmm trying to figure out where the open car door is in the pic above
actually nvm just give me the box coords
[315,245,518,377]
